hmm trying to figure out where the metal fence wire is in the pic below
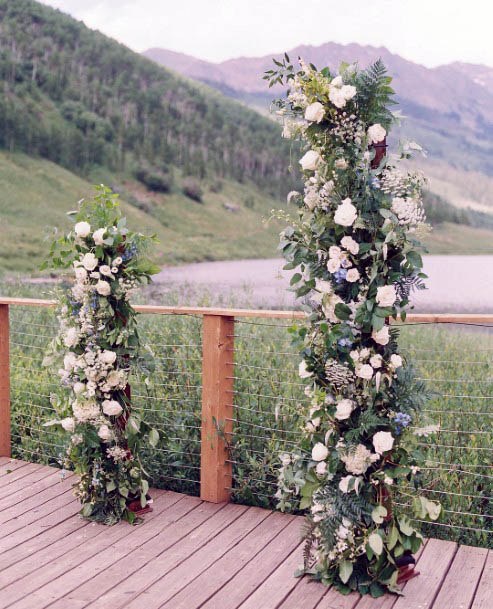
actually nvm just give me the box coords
[7,304,493,548]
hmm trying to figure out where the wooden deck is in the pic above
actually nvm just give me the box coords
[0,459,491,609]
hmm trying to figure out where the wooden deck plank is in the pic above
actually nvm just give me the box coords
[200,517,302,609]
[0,462,48,492]
[471,550,493,609]
[121,505,266,609]
[277,576,328,609]
[0,458,30,475]
[82,502,249,609]
[392,539,458,609]
[236,542,304,609]
[0,469,69,512]
[50,500,225,609]
[2,491,187,609]
[433,544,489,609]
[159,511,291,609]
[0,473,74,523]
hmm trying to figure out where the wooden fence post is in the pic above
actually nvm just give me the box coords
[200,314,234,502]
[0,304,10,458]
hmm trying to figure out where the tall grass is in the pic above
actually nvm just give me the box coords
[4,289,493,549]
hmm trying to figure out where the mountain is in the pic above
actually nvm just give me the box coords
[144,44,493,181]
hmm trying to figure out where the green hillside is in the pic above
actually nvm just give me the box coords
[0,151,284,274]
[0,0,294,197]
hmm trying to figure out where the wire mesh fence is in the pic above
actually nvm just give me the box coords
[6,302,493,548]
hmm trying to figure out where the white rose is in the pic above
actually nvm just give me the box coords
[340,84,356,100]
[74,267,87,283]
[356,364,373,380]
[102,400,123,416]
[376,285,397,307]
[106,370,125,388]
[311,442,329,462]
[372,326,390,345]
[99,265,113,277]
[329,246,342,260]
[329,88,346,108]
[334,158,347,170]
[368,123,387,144]
[373,431,394,454]
[327,258,341,273]
[63,327,79,348]
[334,198,357,227]
[299,150,321,171]
[92,227,106,246]
[335,399,354,421]
[331,75,343,87]
[73,382,85,395]
[100,350,117,365]
[370,354,383,369]
[90,271,100,279]
[315,279,332,294]
[304,189,319,209]
[340,236,359,255]
[81,252,98,271]
[96,280,111,296]
[61,417,75,432]
[350,350,359,362]
[113,257,123,266]
[316,461,327,475]
[74,221,91,238]
[305,102,325,123]
[299,360,313,379]
[390,354,403,369]
[360,348,370,359]
[98,425,113,442]
[346,268,360,283]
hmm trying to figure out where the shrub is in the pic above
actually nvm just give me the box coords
[183,177,203,203]
[135,166,172,193]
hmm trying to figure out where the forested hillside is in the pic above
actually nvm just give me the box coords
[0,0,294,197]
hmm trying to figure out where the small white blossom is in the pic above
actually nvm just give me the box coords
[74,221,91,238]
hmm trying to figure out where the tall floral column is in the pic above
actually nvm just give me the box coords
[44,186,160,524]
[267,59,441,597]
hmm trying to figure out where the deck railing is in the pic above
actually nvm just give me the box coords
[1,297,492,545]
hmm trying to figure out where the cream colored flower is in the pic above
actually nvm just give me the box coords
[372,326,390,345]
[368,123,387,144]
[390,354,403,369]
[299,360,313,379]
[299,150,321,171]
[335,399,354,421]
[340,236,359,255]
[305,101,325,123]
[370,354,383,369]
[74,221,91,238]
[327,258,341,273]
[98,424,113,442]
[81,252,98,271]
[102,400,123,416]
[334,198,357,227]
[373,431,394,454]
[92,227,106,245]
[96,280,111,296]
[61,417,75,432]
[312,442,329,461]
[346,268,360,283]
[356,364,373,380]
[376,285,397,307]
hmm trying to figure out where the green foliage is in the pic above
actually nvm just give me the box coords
[135,166,173,193]
[182,177,203,203]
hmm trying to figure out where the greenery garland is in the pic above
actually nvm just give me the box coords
[43,186,160,524]
[266,58,441,596]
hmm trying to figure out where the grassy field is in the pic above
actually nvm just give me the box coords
[1,151,493,277]
[0,151,284,275]
[4,283,492,549]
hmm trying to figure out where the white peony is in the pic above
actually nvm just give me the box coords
[335,399,354,421]
[99,265,113,277]
[81,252,98,271]
[316,461,327,475]
[334,198,357,227]
[329,88,347,108]
[346,268,360,283]
[390,354,403,369]
[370,354,383,369]
[334,158,347,170]
[329,246,342,261]
[299,150,321,171]
[305,102,325,123]
[61,417,75,432]
[340,236,359,255]
[100,350,117,365]
[102,399,123,416]
[340,84,357,100]
[74,221,91,238]
[63,327,79,348]
[312,442,329,461]
[372,326,390,345]
[92,227,106,246]
[356,364,373,380]
[299,360,313,379]
[376,285,397,307]
[327,258,341,273]
[98,424,113,442]
[373,431,394,454]
[367,123,387,144]
[74,267,87,283]
[96,280,111,296]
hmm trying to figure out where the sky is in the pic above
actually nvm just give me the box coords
[40,0,493,68]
